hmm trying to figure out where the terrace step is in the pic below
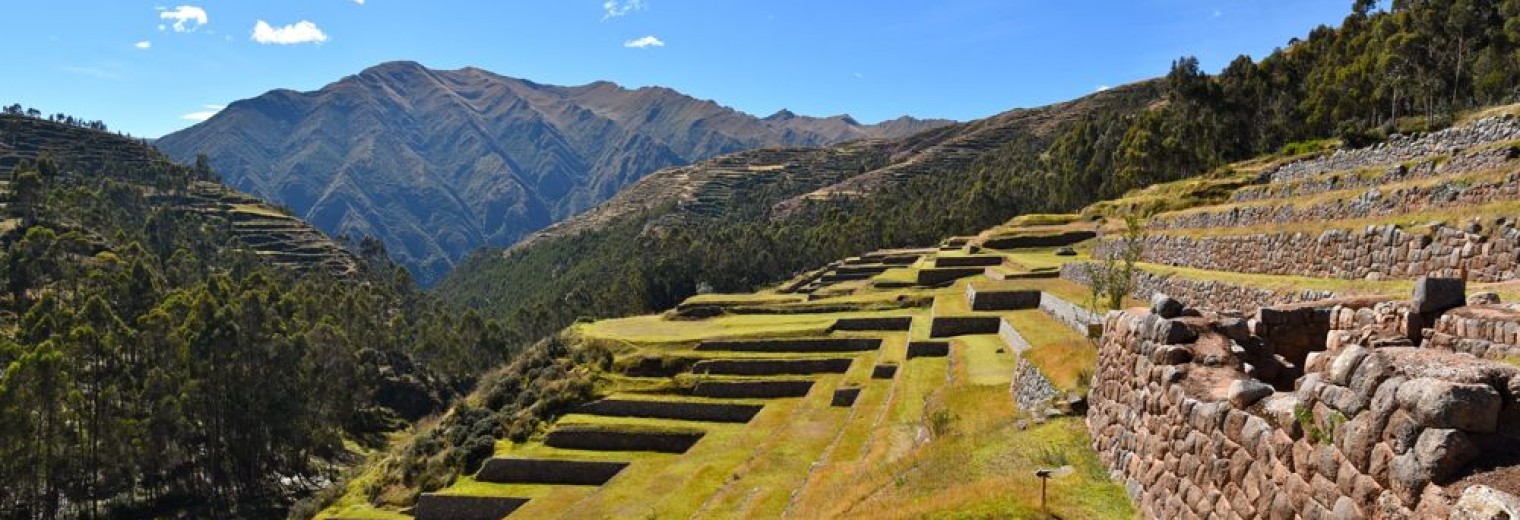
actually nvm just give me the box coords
[691,358,854,376]
[691,379,815,399]
[544,425,705,454]
[475,458,629,486]
[413,494,529,520]
[694,337,882,353]
[576,399,764,423]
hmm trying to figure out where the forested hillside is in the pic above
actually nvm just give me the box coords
[0,115,518,519]
[437,0,1520,354]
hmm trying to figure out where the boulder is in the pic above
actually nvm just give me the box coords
[1054,246,1077,257]
[1468,292,1502,306]
[1151,293,1185,318]
[1217,318,1253,343]
[1452,485,1520,520]
[1413,428,1480,483]
[1228,379,1275,409]
[1396,378,1502,433]
[1412,277,1466,314]
[1160,319,1199,344]
[1156,345,1195,365]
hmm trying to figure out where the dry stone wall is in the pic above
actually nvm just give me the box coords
[1154,171,1520,231]
[1430,305,1520,360]
[1131,223,1520,283]
[1060,262,1335,315]
[1239,116,1520,200]
[1089,304,1520,519]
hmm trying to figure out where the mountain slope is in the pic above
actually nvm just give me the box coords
[156,61,951,284]
[0,114,515,518]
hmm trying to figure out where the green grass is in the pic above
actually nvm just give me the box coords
[954,335,1019,386]
[1003,310,1096,393]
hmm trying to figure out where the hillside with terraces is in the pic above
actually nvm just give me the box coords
[324,109,1520,519]
[0,115,359,276]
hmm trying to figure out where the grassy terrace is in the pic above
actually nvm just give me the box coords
[326,244,1137,519]
[1145,198,1520,239]
[1004,310,1096,392]
[1153,163,1519,224]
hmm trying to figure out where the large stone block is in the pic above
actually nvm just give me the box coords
[1412,277,1466,313]
[1395,378,1502,433]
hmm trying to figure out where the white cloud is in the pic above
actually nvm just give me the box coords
[181,105,225,122]
[159,6,208,33]
[1096,85,1111,92]
[603,0,645,20]
[251,20,329,45]
[1212,10,1224,18]
[624,35,664,49]
[134,40,152,49]
[352,0,365,4]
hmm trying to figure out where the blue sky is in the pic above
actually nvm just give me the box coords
[2,1,1354,138]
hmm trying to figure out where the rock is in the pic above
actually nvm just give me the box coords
[1217,318,1253,342]
[1054,246,1077,257]
[1468,292,1502,306]
[1161,319,1199,344]
[1452,485,1520,520]
[1412,277,1466,314]
[1151,293,1185,318]
[1413,428,1480,483]
[1229,379,1275,409]
[1157,345,1194,365]
[1328,345,1368,386]
[1396,378,1502,433]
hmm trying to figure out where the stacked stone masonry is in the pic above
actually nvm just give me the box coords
[1089,304,1520,519]
[1060,262,1335,315]
[1153,172,1520,232]
[1129,223,1520,283]
[1237,116,1520,201]
[1430,305,1520,361]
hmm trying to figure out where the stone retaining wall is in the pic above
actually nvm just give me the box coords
[545,427,705,454]
[831,387,861,407]
[1089,305,1520,519]
[1037,291,1104,338]
[691,358,854,376]
[1430,305,1520,360]
[475,458,629,485]
[695,337,881,353]
[1127,223,1520,283]
[414,494,528,520]
[831,316,913,331]
[1060,262,1337,315]
[966,286,1040,311]
[691,380,814,399]
[981,231,1097,249]
[933,255,1005,268]
[997,319,1030,354]
[1245,116,1520,196]
[916,267,986,286]
[1155,172,1520,232]
[928,316,1002,338]
[907,341,950,358]
[1013,358,1061,415]
[576,399,763,423]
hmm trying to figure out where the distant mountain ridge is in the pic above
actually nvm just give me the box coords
[156,61,952,284]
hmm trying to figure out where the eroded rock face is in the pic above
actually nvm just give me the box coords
[1088,298,1520,520]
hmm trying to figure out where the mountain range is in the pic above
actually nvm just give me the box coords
[156,61,951,284]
